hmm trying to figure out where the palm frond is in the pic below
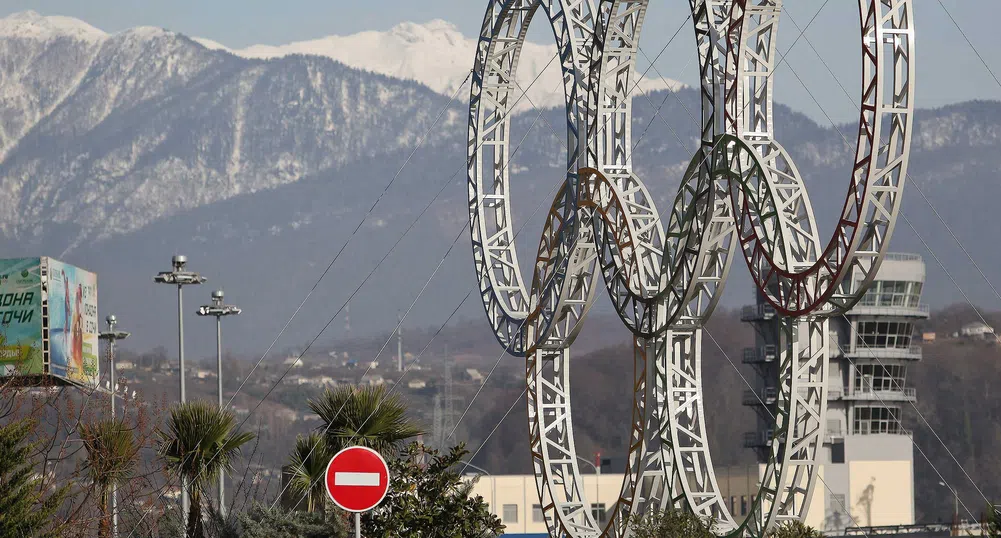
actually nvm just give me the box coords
[79,418,139,493]
[156,401,255,493]
[308,385,424,455]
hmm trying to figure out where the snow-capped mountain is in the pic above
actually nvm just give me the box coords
[193,19,686,110]
[2,10,1001,355]
[0,11,459,249]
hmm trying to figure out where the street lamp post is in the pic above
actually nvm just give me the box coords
[154,255,205,525]
[461,461,496,524]
[99,315,130,538]
[939,481,959,535]
[576,455,601,524]
[197,290,241,517]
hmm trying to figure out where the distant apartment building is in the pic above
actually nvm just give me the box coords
[740,252,926,532]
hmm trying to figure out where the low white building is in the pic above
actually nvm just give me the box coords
[464,473,629,535]
[466,467,915,537]
[283,356,305,368]
[465,368,485,384]
[960,321,996,339]
[361,374,385,386]
[309,375,336,387]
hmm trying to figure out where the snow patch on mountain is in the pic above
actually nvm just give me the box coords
[193,19,686,110]
[0,10,107,42]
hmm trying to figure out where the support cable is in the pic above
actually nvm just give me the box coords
[769,11,997,505]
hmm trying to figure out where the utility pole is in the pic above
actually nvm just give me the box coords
[99,315,130,538]
[397,315,404,372]
[443,350,455,441]
[432,393,443,449]
[197,290,241,518]
[154,255,205,528]
[940,481,959,535]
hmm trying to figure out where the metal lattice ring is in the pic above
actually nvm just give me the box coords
[723,0,916,315]
[521,0,740,535]
[467,0,602,357]
[662,0,916,532]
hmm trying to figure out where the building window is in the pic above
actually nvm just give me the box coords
[831,440,845,464]
[731,496,737,514]
[503,504,519,523]
[591,503,607,524]
[859,281,922,308]
[741,495,748,516]
[856,321,914,350]
[853,406,901,434]
[853,363,907,393]
[532,504,544,523]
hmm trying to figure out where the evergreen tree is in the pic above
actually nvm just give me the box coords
[768,521,824,538]
[629,507,715,538]
[0,418,69,538]
[362,442,503,538]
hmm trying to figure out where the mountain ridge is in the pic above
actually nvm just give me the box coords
[0,10,1000,355]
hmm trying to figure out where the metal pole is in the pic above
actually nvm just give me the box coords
[216,315,225,517]
[109,334,118,538]
[595,455,600,523]
[955,490,959,533]
[397,316,403,372]
[355,512,361,538]
[178,284,189,528]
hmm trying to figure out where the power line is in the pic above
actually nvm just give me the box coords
[124,48,567,537]
[771,8,995,505]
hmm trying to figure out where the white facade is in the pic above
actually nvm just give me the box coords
[464,473,626,536]
[742,253,925,533]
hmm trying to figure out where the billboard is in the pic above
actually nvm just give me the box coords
[47,259,99,388]
[0,258,43,376]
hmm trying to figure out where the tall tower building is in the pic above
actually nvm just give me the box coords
[741,253,926,532]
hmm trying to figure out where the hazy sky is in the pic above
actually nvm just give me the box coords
[1,0,999,123]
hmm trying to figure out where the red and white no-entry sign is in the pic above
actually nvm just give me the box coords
[325,445,390,512]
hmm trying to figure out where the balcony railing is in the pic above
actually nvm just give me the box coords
[742,345,777,364]
[743,430,776,448]
[741,304,776,321]
[845,345,922,360]
[743,387,778,406]
[882,253,923,262]
[848,303,930,317]
[843,387,917,402]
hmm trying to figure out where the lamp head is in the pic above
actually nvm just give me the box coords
[212,290,224,304]
[171,255,187,270]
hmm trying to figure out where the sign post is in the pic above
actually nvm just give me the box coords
[325,445,390,538]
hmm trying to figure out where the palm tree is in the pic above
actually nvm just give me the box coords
[157,401,255,538]
[80,419,139,538]
[308,385,423,455]
[286,432,333,513]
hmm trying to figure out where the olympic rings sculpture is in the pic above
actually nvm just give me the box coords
[466,0,914,536]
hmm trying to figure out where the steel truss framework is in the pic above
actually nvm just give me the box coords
[466,0,914,536]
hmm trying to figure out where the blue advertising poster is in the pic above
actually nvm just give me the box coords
[47,259,99,387]
[0,258,42,376]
